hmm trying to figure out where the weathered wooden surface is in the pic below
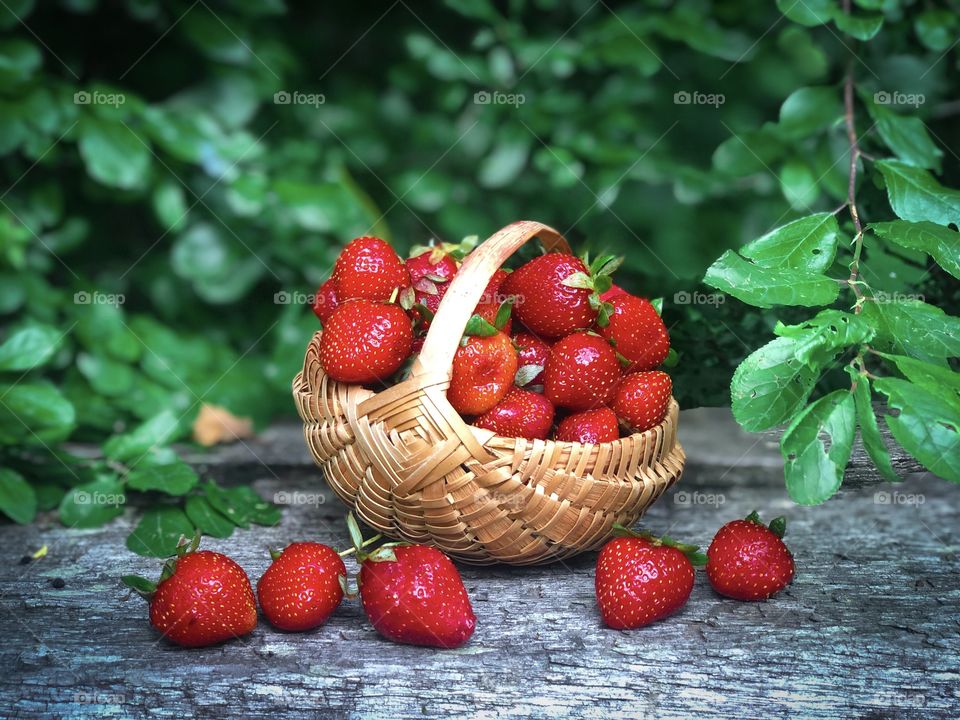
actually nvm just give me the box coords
[1,409,956,719]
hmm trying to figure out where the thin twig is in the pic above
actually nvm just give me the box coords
[843,58,865,313]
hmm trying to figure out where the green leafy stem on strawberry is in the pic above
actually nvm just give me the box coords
[611,523,708,567]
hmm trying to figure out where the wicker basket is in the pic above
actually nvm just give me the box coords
[293,220,685,565]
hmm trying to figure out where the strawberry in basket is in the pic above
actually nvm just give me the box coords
[298,222,685,565]
[308,231,674,442]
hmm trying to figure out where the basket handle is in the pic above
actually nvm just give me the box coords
[415,220,571,378]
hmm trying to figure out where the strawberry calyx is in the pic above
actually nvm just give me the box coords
[409,235,478,261]
[345,512,407,565]
[560,253,623,328]
[745,510,787,538]
[121,531,202,600]
[514,364,544,387]
[611,523,707,566]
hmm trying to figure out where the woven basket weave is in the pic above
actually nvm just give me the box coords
[293,220,685,565]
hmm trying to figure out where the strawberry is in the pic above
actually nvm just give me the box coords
[600,283,628,302]
[257,542,347,632]
[474,387,555,440]
[611,370,671,432]
[402,249,458,328]
[319,299,414,384]
[473,269,513,335]
[333,236,410,302]
[598,294,669,372]
[512,331,550,388]
[348,514,476,648]
[123,538,257,648]
[557,407,619,443]
[595,525,705,629]
[448,324,518,415]
[706,512,795,601]
[502,253,620,339]
[543,332,621,411]
[311,279,340,324]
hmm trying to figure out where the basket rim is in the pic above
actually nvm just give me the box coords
[293,353,681,452]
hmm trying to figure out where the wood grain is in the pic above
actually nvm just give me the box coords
[2,412,956,718]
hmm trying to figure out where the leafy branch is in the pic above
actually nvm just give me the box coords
[705,2,960,503]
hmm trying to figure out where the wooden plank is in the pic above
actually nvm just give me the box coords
[1,457,957,719]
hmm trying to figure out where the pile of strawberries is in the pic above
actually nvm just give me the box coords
[125,511,794,648]
[312,235,674,441]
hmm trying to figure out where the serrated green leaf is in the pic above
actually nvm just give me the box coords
[781,390,855,505]
[867,104,941,171]
[184,495,234,538]
[875,352,960,395]
[126,507,195,557]
[741,212,839,273]
[862,299,960,364]
[126,460,198,496]
[0,468,36,524]
[730,335,823,431]
[775,310,874,365]
[58,475,125,528]
[873,377,960,483]
[847,369,900,483]
[0,324,61,372]
[869,221,959,280]
[704,250,840,308]
[876,160,960,227]
[650,297,663,315]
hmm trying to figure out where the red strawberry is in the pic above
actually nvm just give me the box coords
[544,332,621,411]
[598,294,669,372]
[707,512,795,601]
[595,526,705,629]
[600,283,628,302]
[502,254,594,339]
[502,253,620,339]
[349,515,476,648]
[474,387,555,440]
[557,407,619,443]
[448,330,518,415]
[479,269,510,306]
[123,541,257,648]
[512,331,550,387]
[311,278,340,324]
[473,269,513,335]
[611,370,671,432]
[404,249,458,327]
[257,542,346,632]
[333,236,410,302]
[320,299,414,384]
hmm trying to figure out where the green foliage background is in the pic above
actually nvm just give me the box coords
[0,0,957,549]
